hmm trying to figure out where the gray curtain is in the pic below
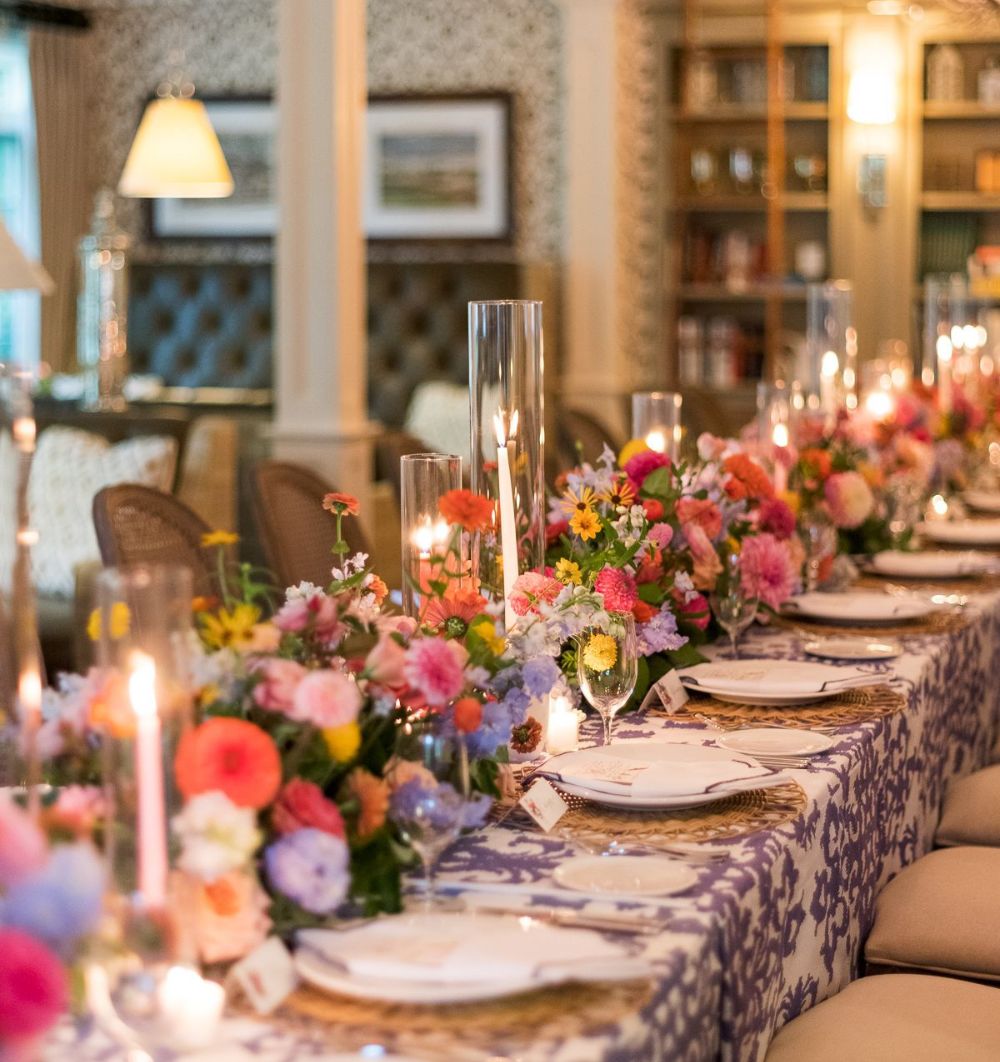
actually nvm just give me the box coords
[30,26,91,374]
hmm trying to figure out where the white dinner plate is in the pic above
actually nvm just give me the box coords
[802,637,903,661]
[962,490,1000,515]
[920,520,1000,547]
[542,740,780,805]
[677,659,872,705]
[868,550,994,579]
[295,912,631,1004]
[715,727,834,757]
[553,856,698,898]
[783,592,938,625]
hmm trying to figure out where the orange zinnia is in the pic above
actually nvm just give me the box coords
[799,448,833,481]
[322,492,360,517]
[439,489,494,533]
[722,453,775,502]
[175,717,282,810]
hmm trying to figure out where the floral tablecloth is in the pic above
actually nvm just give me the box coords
[47,592,1000,1062]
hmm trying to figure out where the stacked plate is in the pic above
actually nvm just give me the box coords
[867,550,998,580]
[678,659,874,705]
[920,519,1000,548]
[539,739,786,810]
[962,490,1000,515]
[295,912,643,1004]
[782,591,938,625]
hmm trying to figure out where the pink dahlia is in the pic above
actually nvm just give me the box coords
[824,471,874,529]
[508,572,562,617]
[676,497,723,540]
[594,567,639,613]
[740,533,798,610]
[0,928,69,1040]
[623,449,670,489]
[403,637,468,707]
[758,497,796,541]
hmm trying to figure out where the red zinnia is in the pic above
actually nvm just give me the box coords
[439,489,495,533]
[322,492,360,516]
[175,717,282,810]
[272,779,345,838]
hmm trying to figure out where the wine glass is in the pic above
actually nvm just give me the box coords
[709,552,759,660]
[800,507,838,591]
[391,717,471,908]
[576,613,639,746]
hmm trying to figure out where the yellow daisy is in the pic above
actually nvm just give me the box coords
[583,632,618,671]
[599,478,637,510]
[199,603,261,650]
[570,507,601,541]
[559,486,597,517]
[201,529,240,548]
[554,558,582,586]
[472,619,506,656]
[86,601,131,642]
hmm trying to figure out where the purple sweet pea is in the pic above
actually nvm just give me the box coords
[637,604,688,656]
[264,828,349,915]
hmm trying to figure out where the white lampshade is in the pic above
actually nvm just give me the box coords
[847,67,898,125]
[118,97,234,198]
[0,218,53,293]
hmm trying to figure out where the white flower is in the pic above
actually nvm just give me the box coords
[286,581,322,601]
[172,790,261,881]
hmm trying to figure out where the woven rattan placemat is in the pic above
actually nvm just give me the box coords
[774,608,969,639]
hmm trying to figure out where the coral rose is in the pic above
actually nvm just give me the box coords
[291,669,362,729]
[252,657,307,714]
[677,497,723,540]
[273,779,345,838]
[439,489,494,533]
[686,524,723,591]
[175,718,281,810]
[364,635,408,686]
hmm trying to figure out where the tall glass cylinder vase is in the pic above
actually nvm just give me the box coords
[469,300,545,630]
[806,280,857,419]
[631,391,682,461]
[95,564,194,914]
[400,453,463,620]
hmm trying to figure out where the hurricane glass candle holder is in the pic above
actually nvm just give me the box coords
[631,391,683,461]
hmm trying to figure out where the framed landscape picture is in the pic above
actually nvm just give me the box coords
[150,97,277,239]
[364,94,512,242]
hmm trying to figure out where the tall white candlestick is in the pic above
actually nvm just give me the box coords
[129,652,168,908]
[936,335,953,415]
[494,410,519,632]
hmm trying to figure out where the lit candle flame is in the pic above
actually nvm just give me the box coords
[936,335,953,364]
[771,422,789,448]
[820,350,839,377]
[645,429,667,453]
[128,651,157,718]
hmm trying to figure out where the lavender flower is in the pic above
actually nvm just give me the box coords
[521,657,562,699]
[637,604,688,656]
[264,828,349,915]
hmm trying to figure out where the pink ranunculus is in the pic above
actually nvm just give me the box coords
[252,658,307,714]
[741,532,799,610]
[403,637,468,707]
[290,669,362,729]
[508,572,562,617]
[623,449,670,489]
[647,522,674,550]
[0,928,69,1040]
[824,471,874,529]
[758,496,797,540]
[594,567,639,613]
[686,524,723,592]
[273,595,311,633]
[272,779,346,838]
[0,794,47,888]
[274,591,342,643]
[364,635,408,686]
[676,497,723,540]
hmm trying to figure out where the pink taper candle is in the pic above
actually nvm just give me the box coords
[128,652,168,908]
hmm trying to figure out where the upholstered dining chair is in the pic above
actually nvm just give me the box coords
[935,764,1000,848]
[864,845,1000,982]
[764,973,1000,1061]
[92,483,216,599]
[251,461,372,592]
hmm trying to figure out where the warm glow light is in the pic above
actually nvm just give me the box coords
[981,354,995,377]
[119,98,234,198]
[930,493,949,517]
[963,324,979,350]
[412,516,435,556]
[950,326,964,350]
[821,350,840,377]
[847,67,897,124]
[645,429,667,453]
[936,335,953,364]
[12,415,35,448]
[129,652,158,718]
[771,422,789,448]
[865,390,895,421]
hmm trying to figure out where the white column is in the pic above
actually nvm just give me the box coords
[558,0,630,441]
[273,0,376,528]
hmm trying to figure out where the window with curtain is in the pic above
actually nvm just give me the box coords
[0,28,39,365]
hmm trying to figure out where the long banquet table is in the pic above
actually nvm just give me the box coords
[51,589,1000,1062]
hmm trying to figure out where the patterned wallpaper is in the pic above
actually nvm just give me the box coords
[81,0,562,265]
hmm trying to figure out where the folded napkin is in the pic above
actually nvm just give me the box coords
[678,660,871,697]
[297,914,624,985]
[539,745,780,799]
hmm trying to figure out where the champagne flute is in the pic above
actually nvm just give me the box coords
[576,613,639,746]
[800,507,837,591]
[391,717,471,908]
[710,552,759,660]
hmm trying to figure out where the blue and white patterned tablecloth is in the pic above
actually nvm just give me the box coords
[48,594,1000,1062]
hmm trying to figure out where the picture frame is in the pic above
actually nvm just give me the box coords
[364,93,512,243]
[149,96,277,240]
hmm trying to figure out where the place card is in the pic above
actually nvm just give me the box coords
[230,937,299,1015]
[565,757,650,785]
[519,778,568,832]
[639,670,690,714]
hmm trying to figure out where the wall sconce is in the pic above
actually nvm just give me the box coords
[848,66,897,211]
